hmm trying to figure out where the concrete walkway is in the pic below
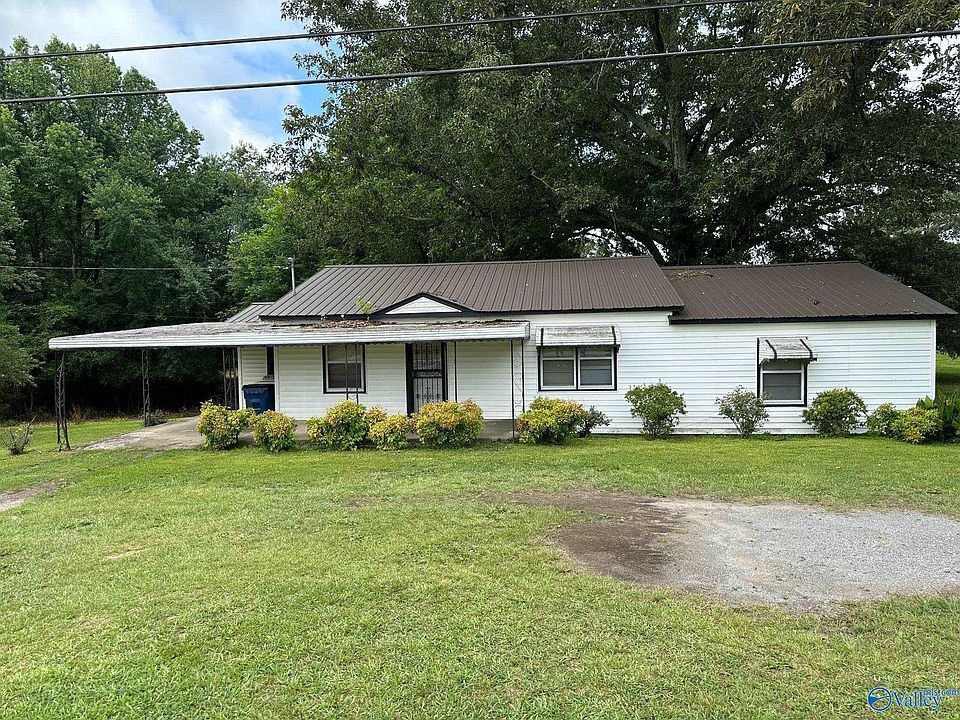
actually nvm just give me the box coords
[81,416,516,450]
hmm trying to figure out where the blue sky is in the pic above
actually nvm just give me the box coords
[0,0,330,153]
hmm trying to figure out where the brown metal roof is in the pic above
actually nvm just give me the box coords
[261,256,684,318]
[665,262,956,323]
[226,302,272,323]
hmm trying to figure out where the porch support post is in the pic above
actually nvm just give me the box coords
[55,351,70,451]
[520,338,525,412]
[355,342,360,403]
[452,341,458,402]
[510,339,516,440]
[142,348,151,427]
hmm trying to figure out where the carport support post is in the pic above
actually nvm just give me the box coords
[55,351,70,451]
[141,349,151,427]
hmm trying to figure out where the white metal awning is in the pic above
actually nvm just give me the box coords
[759,337,817,363]
[536,325,621,347]
[49,320,530,350]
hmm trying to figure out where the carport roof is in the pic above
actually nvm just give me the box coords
[49,319,530,350]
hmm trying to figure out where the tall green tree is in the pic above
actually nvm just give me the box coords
[259,0,960,349]
[0,38,273,415]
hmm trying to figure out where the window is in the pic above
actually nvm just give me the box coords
[541,347,576,389]
[540,346,616,390]
[578,346,615,388]
[760,359,805,404]
[324,345,365,393]
[265,346,275,379]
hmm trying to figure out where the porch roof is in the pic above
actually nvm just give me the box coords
[49,319,530,350]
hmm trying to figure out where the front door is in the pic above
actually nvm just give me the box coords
[406,342,447,414]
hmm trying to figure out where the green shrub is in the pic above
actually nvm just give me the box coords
[196,402,255,450]
[251,410,298,452]
[6,419,34,456]
[365,405,388,426]
[368,413,412,450]
[516,398,589,444]
[716,386,769,437]
[867,403,902,437]
[916,395,960,441]
[307,400,369,450]
[144,410,167,427]
[802,388,866,437]
[625,383,686,438]
[890,407,943,444]
[577,406,611,438]
[413,400,484,448]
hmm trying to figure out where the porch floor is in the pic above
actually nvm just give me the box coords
[80,417,517,450]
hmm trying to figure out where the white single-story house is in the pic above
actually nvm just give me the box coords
[49,257,955,438]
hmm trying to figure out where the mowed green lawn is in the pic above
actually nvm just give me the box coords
[1,421,959,719]
[939,353,960,398]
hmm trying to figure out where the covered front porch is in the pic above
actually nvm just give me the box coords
[49,319,531,449]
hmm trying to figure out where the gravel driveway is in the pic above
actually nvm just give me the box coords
[506,490,960,611]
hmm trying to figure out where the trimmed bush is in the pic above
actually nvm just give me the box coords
[867,403,901,437]
[516,398,589,445]
[890,407,943,444]
[413,400,484,448]
[196,402,255,450]
[307,400,369,450]
[368,413,412,450]
[625,383,686,438]
[717,386,769,437]
[802,388,867,437]
[251,410,298,452]
[577,406,611,438]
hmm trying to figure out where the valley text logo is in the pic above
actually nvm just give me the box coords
[868,686,960,713]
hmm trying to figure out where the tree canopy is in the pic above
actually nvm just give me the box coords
[0,38,273,414]
[248,0,959,348]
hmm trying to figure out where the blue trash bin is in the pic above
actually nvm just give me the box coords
[242,384,275,414]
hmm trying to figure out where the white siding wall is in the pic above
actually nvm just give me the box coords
[274,344,407,419]
[238,346,269,408]
[447,341,514,419]
[516,313,936,434]
[385,297,461,314]
[239,314,938,433]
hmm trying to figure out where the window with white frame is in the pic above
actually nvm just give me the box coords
[759,359,805,404]
[540,347,576,389]
[540,345,616,390]
[324,345,365,393]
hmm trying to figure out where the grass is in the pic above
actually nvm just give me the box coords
[0,418,140,494]
[1,420,960,719]
[939,353,960,399]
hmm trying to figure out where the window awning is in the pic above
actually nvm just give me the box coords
[49,320,530,350]
[536,325,621,347]
[759,337,817,363]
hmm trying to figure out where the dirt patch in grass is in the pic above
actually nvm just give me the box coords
[0,482,58,513]
[502,490,960,611]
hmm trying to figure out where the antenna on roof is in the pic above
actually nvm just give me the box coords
[286,257,296,294]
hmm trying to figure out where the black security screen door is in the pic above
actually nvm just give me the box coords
[406,342,447,414]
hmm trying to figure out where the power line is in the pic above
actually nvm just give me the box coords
[2,28,957,105]
[3,265,182,271]
[0,0,762,62]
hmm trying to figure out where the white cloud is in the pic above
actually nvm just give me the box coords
[0,0,323,153]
